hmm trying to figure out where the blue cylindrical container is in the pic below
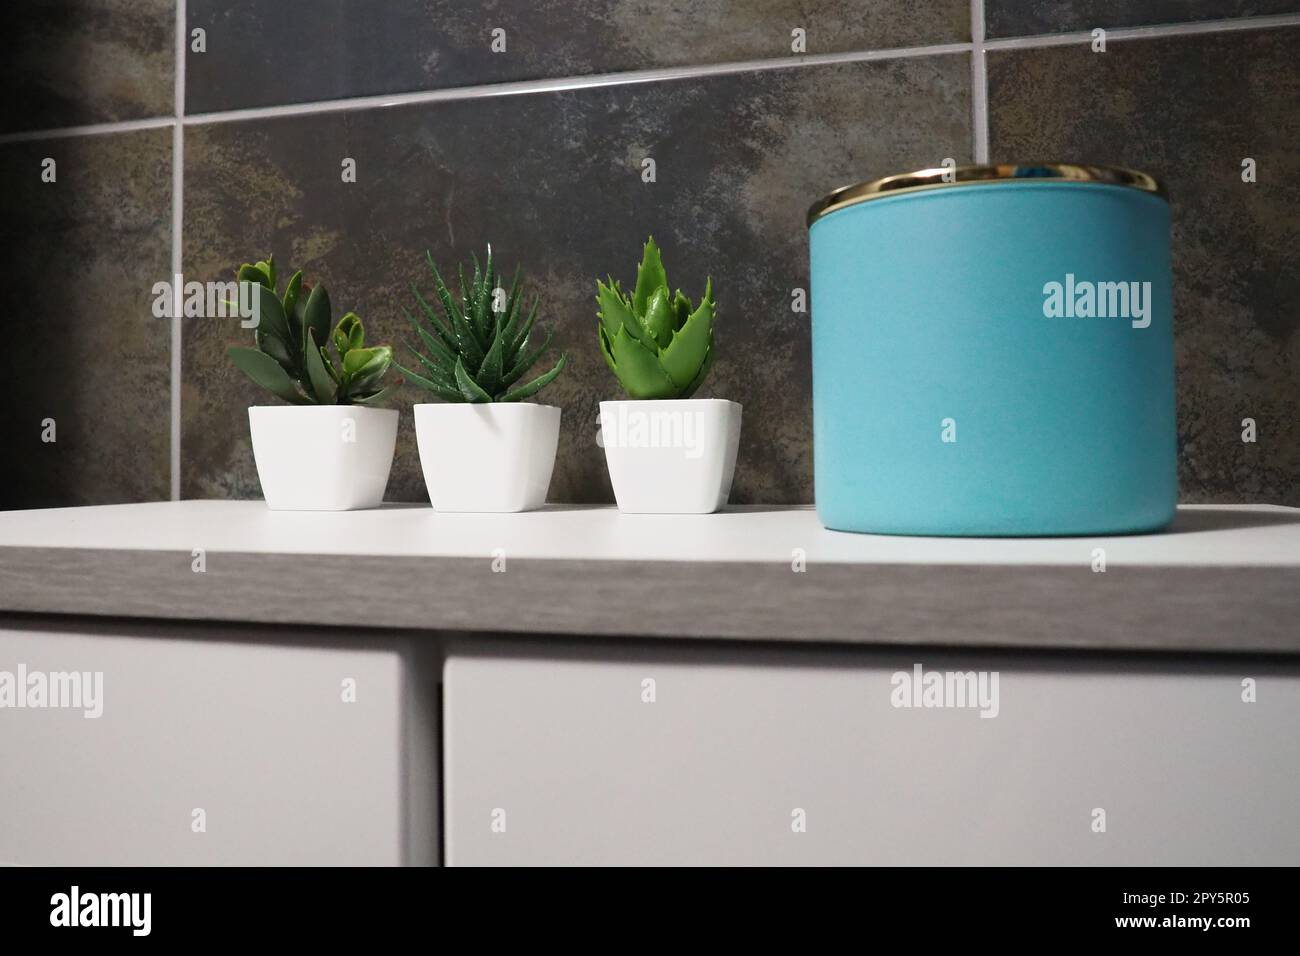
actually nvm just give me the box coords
[808,164,1176,536]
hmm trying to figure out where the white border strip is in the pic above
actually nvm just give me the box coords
[971,0,989,163]
[170,0,186,501]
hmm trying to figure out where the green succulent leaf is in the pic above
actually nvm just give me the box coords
[412,271,458,352]
[501,329,553,389]
[291,283,310,327]
[500,265,524,342]
[333,312,365,355]
[395,363,463,402]
[434,259,485,369]
[598,325,618,376]
[631,237,668,320]
[341,345,391,394]
[476,246,495,339]
[499,353,567,402]
[679,345,714,399]
[608,325,677,399]
[350,383,403,406]
[672,289,692,331]
[453,356,493,403]
[228,256,395,406]
[508,296,540,358]
[402,347,457,389]
[238,260,275,291]
[303,330,337,403]
[281,271,303,345]
[597,239,715,398]
[659,277,713,390]
[255,327,295,373]
[641,286,675,349]
[323,347,343,384]
[476,326,506,397]
[596,278,636,344]
[405,307,458,367]
[302,284,332,361]
[227,346,308,404]
[405,248,564,402]
[253,281,292,347]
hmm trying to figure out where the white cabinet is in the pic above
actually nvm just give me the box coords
[0,622,438,866]
[444,641,1300,865]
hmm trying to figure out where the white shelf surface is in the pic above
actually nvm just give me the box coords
[1,501,1296,653]
[0,500,1296,567]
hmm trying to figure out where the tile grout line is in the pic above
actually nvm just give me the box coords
[170,0,185,502]
[0,116,174,145]
[971,0,989,163]
[2,11,1297,144]
[180,41,976,126]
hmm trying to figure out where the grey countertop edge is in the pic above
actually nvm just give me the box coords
[0,546,1296,655]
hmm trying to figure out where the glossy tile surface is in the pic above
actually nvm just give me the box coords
[986,0,1300,37]
[0,129,173,507]
[186,0,970,112]
[1,0,174,133]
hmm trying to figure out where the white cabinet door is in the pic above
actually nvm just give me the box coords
[444,641,1300,865]
[0,621,438,866]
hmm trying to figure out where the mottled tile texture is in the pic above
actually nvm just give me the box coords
[0,130,172,508]
[182,58,972,503]
[986,0,1300,36]
[990,29,1300,505]
[0,0,174,133]
[186,0,970,112]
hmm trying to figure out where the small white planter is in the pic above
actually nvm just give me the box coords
[248,405,398,511]
[600,399,742,514]
[414,403,561,512]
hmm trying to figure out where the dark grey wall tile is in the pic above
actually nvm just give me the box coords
[986,1,1300,37]
[989,29,1300,506]
[182,56,972,504]
[0,0,174,133]
[0,129,172,508]
[186,0,970,113]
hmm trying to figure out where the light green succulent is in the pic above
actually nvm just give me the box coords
[597,237,714,399]
[397,246,568,403]
[226,255,398,405]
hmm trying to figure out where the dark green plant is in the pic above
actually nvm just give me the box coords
[226,255,398,405]
[597,237,714,400]
[397,245,567,403]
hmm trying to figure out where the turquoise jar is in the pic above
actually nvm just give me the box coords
[807,164,1176,536]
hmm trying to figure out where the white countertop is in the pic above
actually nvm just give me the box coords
[1,501,1296,653]
[0,500,1297,567]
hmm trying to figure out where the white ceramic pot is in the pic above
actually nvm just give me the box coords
[599,398,742,514]
[414,403,561,512]
[248,405,398,511]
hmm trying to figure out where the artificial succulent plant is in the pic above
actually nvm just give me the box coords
[226,255,398,405]
[597,237,714,400]
[397,245,568,402]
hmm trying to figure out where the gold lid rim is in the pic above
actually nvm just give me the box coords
[806,163,1167,228]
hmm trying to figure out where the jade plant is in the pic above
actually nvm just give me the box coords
[227,255,398,405]
[397,245,568,402]
[597,237,714,399]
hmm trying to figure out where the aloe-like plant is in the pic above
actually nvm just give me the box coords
[597,237,714,400]
[226,255,398,405]
[397,246,568,403]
